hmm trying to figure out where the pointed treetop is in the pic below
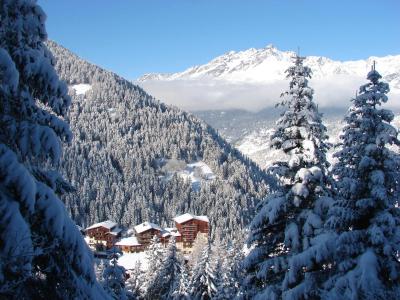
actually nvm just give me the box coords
[291,50,306,66]
[367,60,382,84]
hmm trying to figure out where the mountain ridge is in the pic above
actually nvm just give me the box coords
[138,44,400,89]
[136,45,400,112]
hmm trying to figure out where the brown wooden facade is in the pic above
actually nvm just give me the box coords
[86,226,121,249]
[135,228,162,246]
[118,244,145,253]
[175,219,209,248]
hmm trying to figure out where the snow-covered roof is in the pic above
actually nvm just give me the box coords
[196,216,210,222]
[116,236,142,247]
[108,227,122,235]
[86,220,117,230]
[84,236,91,245]
[161,228,182,237]
[134,222,162,234]
[173,213,209,224]
[162,231,171,237]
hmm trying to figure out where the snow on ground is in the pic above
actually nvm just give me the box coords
[236,117,345,169]
[159,159,216,190]
[107,107,118,118]
[70,83,92,95]
[236,128,286,169]
[177,161,215,190]
[237,128,274,156]
[118,252,148,271]
[393,115,400,129]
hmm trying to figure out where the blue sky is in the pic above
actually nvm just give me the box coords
[38,0,400,80]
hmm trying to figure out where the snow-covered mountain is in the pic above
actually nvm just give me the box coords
[139,44,400,88]
[137,45,400,111]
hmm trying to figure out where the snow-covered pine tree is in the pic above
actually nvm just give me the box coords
[214,239,245,299]
[125,261,146,299]
[325,65,400,299]
[190,231,209,268]
[189,243,218,300]
[171,262,190,300]
[243,54,332,299]
[147,237,182,299]
[96,259,108,284]
[143,235,165,298]
[103,247,128,300]
[0,1,107,298]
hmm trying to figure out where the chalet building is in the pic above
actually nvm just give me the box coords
[173,213,209,252]
[116,236,145,253]
[134,222,162,246]
[161,227,182,245]
[85,220,122,250]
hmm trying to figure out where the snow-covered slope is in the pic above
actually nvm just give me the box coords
[70,83,92,95]
[137,45,400,111]
[235,114,400,170]
[157,159,216,191]
[235,117,342,169]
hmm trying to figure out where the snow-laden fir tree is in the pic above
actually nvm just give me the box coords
[171,261,190,300]
[325,65,400,299]
[126,261,146,299]
[147,237,182,299]
[214,239,245,299]
[96,259,108,284]
[143,235,166,298]
[103,248,128,300]
[0,1,107,298]
[243,54,333,299]
[189,243,218,300]
[190,231,209,268]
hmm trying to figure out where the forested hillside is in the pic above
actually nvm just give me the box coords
[46,41,269,239]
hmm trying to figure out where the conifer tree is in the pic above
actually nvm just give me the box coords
[96,260,108,283]
[125,261,146,299]
[189,243,218,300]
[171,262,190,300]
[243,54,332,299]
[214,240,245,299]
[143,235,165,298]
[0,0,107,298]
[325,65,400,299]
[147,237,182,299]
[103,247,128,300]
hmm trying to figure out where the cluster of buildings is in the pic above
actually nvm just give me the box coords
[84,213,209,254]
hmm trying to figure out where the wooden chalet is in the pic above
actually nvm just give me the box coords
[134,222,162,246]
[116,236,145,253]
[160,227,182,245]
[85,220,122,249]
[173,213,209,251]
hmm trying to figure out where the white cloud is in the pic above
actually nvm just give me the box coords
[137,76,400,112]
